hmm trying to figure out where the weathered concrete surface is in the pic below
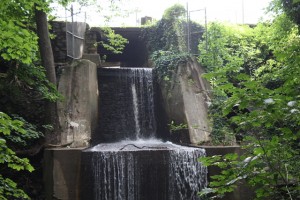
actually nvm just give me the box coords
[57,59,98,147]
[44,148,84,200]
[158,58,211,144]
[82,54,101,66]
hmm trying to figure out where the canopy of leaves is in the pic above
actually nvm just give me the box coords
[0,0,65,198]
[97,27,128,54]
[142,4,204,81]
[281,0,300,25]
[163,4,186,20]
[198,8,300,200]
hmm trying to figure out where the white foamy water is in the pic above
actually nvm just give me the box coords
[131,83,141,138]
[89,139,205,153]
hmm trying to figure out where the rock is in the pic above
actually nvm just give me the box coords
[57,59,98,147]
[157,58,211,144]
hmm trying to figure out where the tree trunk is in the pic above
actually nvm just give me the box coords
[35,8,56,84]
[35,6,60,145]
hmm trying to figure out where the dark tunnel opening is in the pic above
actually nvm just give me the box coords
[95,27,149,67]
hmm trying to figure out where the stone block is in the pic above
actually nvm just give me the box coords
[57,59,98,147]
[82,54,101,66]
[157,58,211,144]
[44,148,84,200]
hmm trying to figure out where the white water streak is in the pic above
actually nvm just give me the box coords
[131,83,141,138]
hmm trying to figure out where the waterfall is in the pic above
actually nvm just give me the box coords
[81,140,207,200]
[95,67,156,143]
[82,67,207,200]
[130,68,156,139]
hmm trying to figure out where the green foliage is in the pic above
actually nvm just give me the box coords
[97,27,128,54]
[198,7,300,200]
[5,115,43,148]
[0,0,62,102]
[142,4,189,53]
[168,120,188,133]
[207,91,236,145]
[0,0,66,198]
[0,175,30,200]
[0,20,38,64]
[280,0,300,25]
[151,50,190,80]
[0,112,35,200]
[142,4,204,82]
[199,22,267,74]
[199,134,300,199]
[199,22,264,144]
[163,4,186,20]
[3,63,62,102]
[0,0,41,65]
[268,0,300,28]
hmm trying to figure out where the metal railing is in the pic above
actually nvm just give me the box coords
[66,5,87,59]
[186,3,208,54]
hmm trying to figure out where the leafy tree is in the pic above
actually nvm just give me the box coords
[198,6,300,200]
[270,0,300,26]
[97,27,128,55]
[198,22,269,144]
[0,0,67,198]
[163,3,186,20]
[143,4,203,81]
[0,112,36,200]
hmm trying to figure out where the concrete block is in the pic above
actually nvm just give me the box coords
[82,54,101,66]
[57,59,98,147]
[44,148,84,200]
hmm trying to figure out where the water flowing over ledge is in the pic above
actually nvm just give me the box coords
[81,67,207,200]
[95,67,156,143]
[81,139,207,200]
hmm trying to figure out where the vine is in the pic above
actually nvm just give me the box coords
[141,4,204,80]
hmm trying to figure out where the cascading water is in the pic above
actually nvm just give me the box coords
[131,83,141,137]
[94,67,156,143]
[81,67,207,200]
[130,68,156,139]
